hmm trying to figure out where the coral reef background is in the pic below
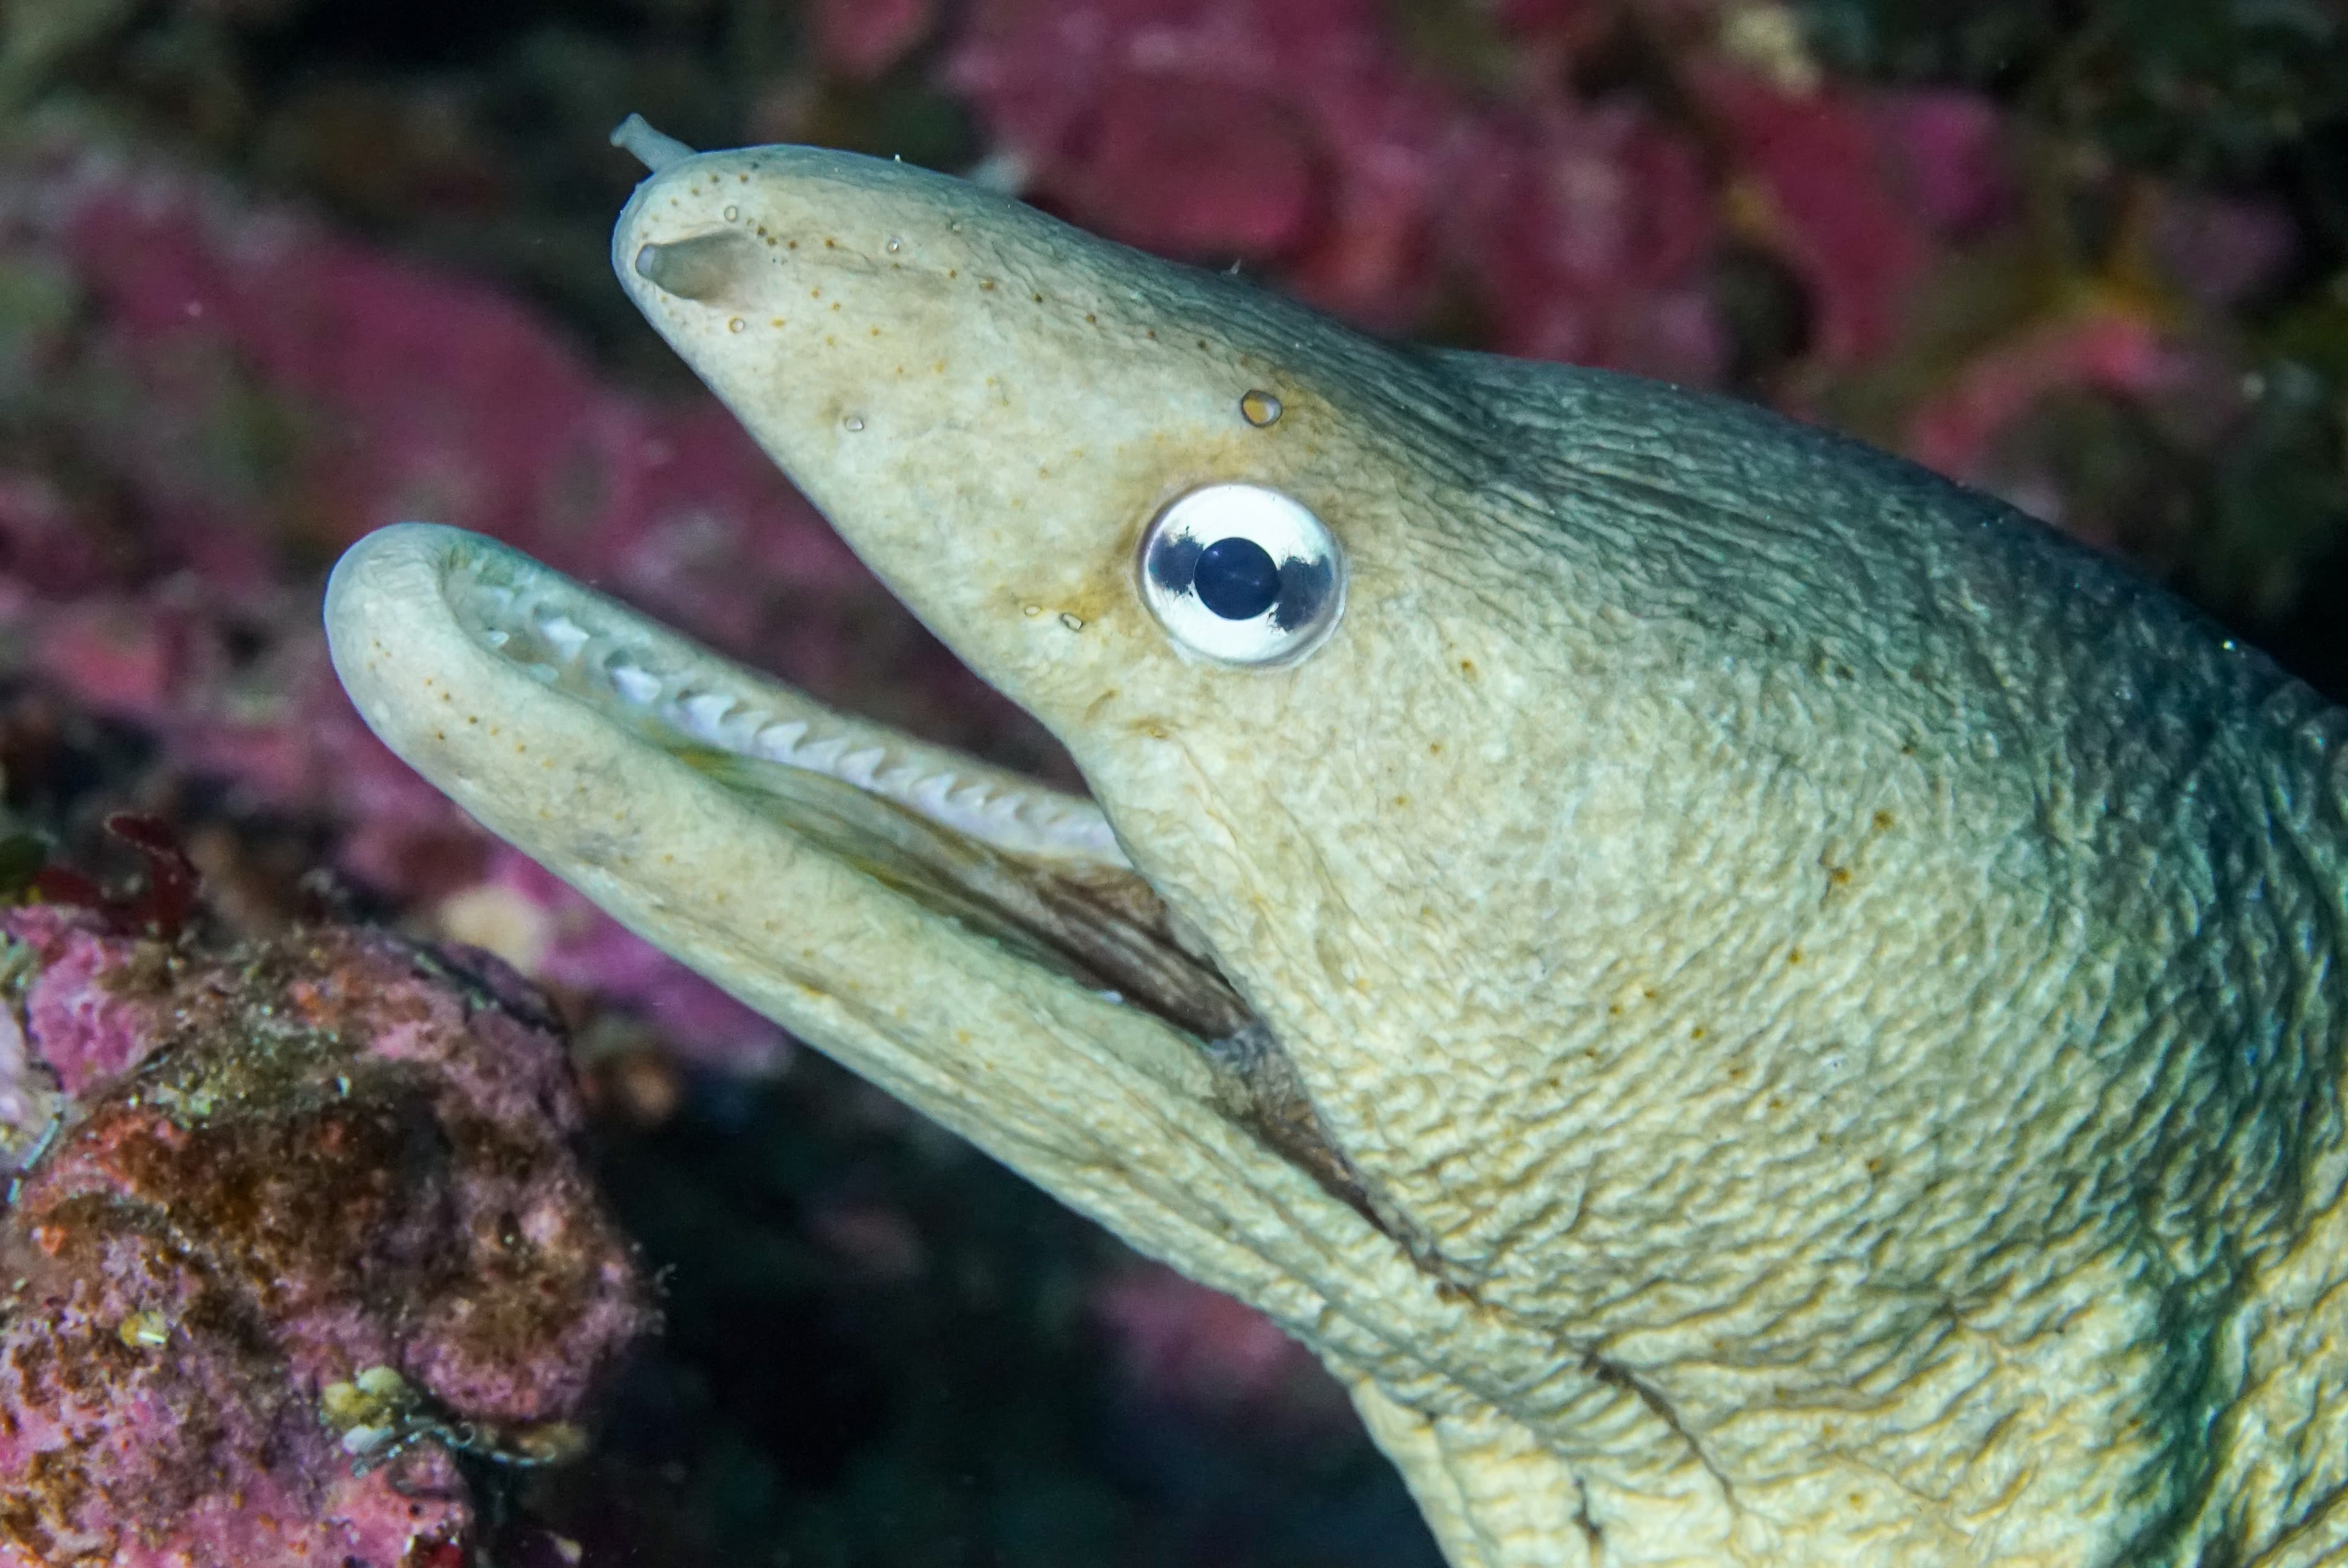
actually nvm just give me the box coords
[0,0,2342,1562]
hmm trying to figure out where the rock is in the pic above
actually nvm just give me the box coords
[0,907,655,1568]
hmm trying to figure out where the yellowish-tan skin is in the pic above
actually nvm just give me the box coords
[325,120,2348,1566]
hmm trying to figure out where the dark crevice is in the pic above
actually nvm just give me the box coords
[1583,1353,1738,1505]
[1200,1023,1383,1228]
[1574,1480,1604,1550]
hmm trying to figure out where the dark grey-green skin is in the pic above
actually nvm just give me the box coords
[325,127,2348,1567]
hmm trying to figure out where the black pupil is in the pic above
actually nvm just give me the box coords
[1193,536,1282,620]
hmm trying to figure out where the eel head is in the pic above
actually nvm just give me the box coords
[327,120,2348,1566]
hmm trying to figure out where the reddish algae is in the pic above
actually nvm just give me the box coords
[0,907,654,1568]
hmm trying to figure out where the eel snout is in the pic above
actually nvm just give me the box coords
[602,120,1370,734]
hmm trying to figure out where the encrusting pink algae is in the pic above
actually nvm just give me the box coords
[0,904,654,1567]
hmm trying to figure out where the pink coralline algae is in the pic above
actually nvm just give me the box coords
[1905,309,2189,493]
[1445,102,1723,378]
[1691,65,1940,368]
[0,906,655,1567]
[954,0,2046,382]
[950,0,1724,371]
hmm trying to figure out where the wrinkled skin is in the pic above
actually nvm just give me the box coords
[325,125,2348,1567]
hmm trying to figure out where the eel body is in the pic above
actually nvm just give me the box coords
[324,120,2348,1566]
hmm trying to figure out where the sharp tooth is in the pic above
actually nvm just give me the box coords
[756,721,808,758]
[682,692,736,735]
[910,772,956,811]
[482,629,511,649]
[838,746,887,787]
[538,614,591,659]
[608,664,661,705]
[796,737,849,770]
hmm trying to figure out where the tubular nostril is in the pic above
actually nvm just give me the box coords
[610,114,696,172]
[633,232,759,303]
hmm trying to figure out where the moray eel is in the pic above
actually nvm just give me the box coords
[323,117,2348,1567]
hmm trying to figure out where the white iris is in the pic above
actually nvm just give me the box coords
[1137,484,1345,666]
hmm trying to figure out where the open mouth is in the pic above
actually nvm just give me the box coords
[440,532,1245,1036]
[389,525,1386,1232]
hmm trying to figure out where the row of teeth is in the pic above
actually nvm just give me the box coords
[462,578,1128,866]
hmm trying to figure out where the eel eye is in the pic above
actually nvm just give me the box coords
[1138,484,1344,666]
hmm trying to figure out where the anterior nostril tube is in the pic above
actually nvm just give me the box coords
[632,233,758,303]
[610,114,696,171]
